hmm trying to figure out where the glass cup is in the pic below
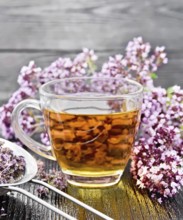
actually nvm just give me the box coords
[12,77,143,187]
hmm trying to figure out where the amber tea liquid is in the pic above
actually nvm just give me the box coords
[43,107,140,187]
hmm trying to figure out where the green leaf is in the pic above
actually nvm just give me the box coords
[167,87,174,94]
[167,87,174,98]
[150,72,158,79]
[87,58,97,75]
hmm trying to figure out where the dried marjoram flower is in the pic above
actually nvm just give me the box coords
[35,160,67,198]
[0,142,26,184]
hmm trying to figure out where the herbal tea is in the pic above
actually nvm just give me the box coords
[43,108,140,178]
[12,77,143,187]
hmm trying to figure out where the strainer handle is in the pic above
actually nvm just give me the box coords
[6,186,76,220]
[32,179,113,220]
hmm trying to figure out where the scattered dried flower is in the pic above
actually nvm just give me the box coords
[35,160,67,198]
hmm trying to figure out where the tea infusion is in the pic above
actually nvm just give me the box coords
[43,108,140,181]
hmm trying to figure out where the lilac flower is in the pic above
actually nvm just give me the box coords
[0,85,37,139]
[101,54,130,78]
[0,48,98,142]
[100,37,167,89]
[17,61,42,88]
[0,104,14,139]
[0,39,167,142]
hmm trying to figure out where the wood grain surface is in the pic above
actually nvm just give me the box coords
[0,0,183,219]
[0,0,183,105]
[0,158,183,220]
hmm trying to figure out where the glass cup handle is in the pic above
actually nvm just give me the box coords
[11,99,56,161]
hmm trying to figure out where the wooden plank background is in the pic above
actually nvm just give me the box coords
[0,0,183,219]
[0,0,183,104]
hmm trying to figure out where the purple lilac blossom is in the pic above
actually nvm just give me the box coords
[0,48,97,142]
[131,85,183,201]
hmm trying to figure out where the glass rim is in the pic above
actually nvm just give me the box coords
[39,76,143,100]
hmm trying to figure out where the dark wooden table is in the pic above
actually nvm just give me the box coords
[0,0,183,219]
[0,156,183,220]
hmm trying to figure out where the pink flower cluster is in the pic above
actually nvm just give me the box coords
[0,37,167,143]
[0,37,182,202]
[0,49,97,141]
[100,37,168,88]
[131,83,183,202]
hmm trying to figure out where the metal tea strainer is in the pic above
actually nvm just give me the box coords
[0,138,113,220]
